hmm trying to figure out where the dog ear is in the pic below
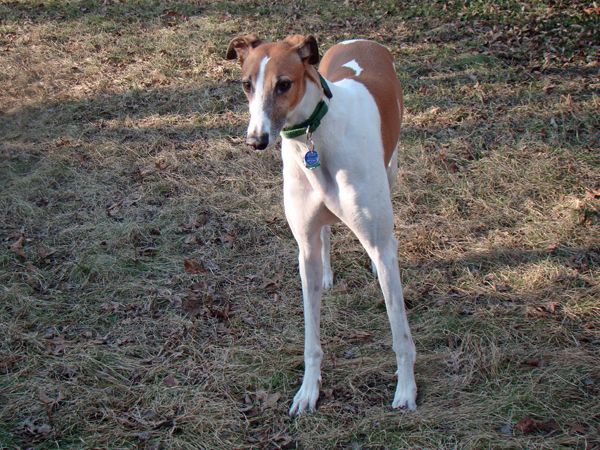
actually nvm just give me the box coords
[287,34,320,65]
[226,34,262,65]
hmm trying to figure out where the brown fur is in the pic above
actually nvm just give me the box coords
[319,41,403,165]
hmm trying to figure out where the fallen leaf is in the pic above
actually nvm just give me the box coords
[37,246,56,261]
[37,390,65,420]
[154,159,168,170]
[347,330,373,342]
[207,301,231,321]
[182,295,202,317]
[190,280,214,295]
[44,337,67,356]
[163,374,179,387]
[184,235,199,245]
[494,283,512,293]
[336,280,349,293]
[542,83,555,94]
[522,358,547,368]
[240,390,281,417]
[139,247,159,257]
[180,214,209,232]
[259,391,281,410]
[9,236,26,258]
[567,422,586,435]
[153,418,176,430]
[55,137,71,147]
[219,233,235,248]
[260,273,282,293]
[583,376,595,386]
[50,364,78,381]
[526,302,560,318]
[269,430,294,447]
[515,417,559,434]
[344,348,358,359]
[583,7,600,15]
[20,418,53,440]
[184,258,205,274]
[138,431,151,442]
[182,281,215,317]
[585,188,600,200]
[561,94,574,110]
[138,165,156,177]
[0,353,23,374]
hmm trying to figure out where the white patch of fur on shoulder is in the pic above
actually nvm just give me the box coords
[342,59,363,76]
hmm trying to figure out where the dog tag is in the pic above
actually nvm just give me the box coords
[304,150,320,169]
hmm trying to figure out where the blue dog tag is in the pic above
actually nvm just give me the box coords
[304,150,320,169]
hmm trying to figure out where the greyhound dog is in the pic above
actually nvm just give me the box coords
[226,34,417,416]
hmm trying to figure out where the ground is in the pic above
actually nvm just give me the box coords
[0,0,599,448]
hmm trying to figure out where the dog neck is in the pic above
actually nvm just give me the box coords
[284,67,329,133]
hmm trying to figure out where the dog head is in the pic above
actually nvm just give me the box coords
[226,34,320,150]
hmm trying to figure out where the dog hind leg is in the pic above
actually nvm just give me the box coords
[349,205,417,410]
[370,235,417,410]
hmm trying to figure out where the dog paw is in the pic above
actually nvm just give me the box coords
[322,269,333,290]
[392,383,417,411]
[289,382,320,416]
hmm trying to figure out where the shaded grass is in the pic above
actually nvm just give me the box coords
[1,0,599,448]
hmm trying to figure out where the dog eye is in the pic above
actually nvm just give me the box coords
[276,79,292,94]
[242,80,252,93]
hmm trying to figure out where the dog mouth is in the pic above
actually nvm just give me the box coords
[246,120,285,151]
[246,133,269,150]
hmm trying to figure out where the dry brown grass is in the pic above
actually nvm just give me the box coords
[1,0,599,448]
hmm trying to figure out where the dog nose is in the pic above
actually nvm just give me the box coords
[246,133,269,150]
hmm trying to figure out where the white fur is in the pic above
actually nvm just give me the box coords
[340,39,367,45]
[342,59,363,76]
[280,74,417,416]
[247,56,271,139]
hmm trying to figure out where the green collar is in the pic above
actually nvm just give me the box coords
[280,74,332,139]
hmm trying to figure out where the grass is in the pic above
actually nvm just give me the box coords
[1,0,599,448]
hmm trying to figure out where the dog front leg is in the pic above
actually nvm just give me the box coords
[321,225,333,289]
[289,237,324,416]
